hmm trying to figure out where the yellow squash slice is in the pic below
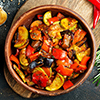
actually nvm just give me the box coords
[18,26,28,40]
[60,18,69,29]
[76,48,91,61]
[19,48,29,66]
[14,39,26,48]
[46,73,64,91]
[43,11,52,26]
[18,39,29,49]
[14,26,29,48]
[13,64,26,83]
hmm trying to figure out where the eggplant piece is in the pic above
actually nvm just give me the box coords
[61,30,74,36]
[36,46,42,52]
[31,40,42,52]
[29,56,54,69]
[29,56,44,69]
[35,56,44,65]
[67,49,76,60]
[30,56,54,68]
[29,61,37,69]
[61,30,74,49]
[31,40,41,48]
[44,58,54,67]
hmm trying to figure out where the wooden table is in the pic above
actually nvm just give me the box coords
[3,0,100,99]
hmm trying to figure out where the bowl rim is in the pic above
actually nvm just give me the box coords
[4,5,96,96]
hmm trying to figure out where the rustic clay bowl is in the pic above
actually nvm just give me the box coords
[5,5,96,96]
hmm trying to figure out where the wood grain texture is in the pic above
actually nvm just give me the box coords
[93,20,100,50]
[4,0,100,98]
[4,64,40,98]
[12,0,93,28]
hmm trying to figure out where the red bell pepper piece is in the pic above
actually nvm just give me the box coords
[28,52,40,62]
[48,17,59,24]
[57,12,65,20]
[63,80,74,90]
[32,71,49,87]
[72,29,86,45]
[42,67,51,77]
[70,62,79,70]
[56,65,73,76]
[80,56,90,65]
[93,6,100,28]
[41,36,50,52]
[26,45,35,57]
[10,54,21,69]
[41,43,49,52]
[56,56,72,67]
[75,64,87,73]
[70,61,87,73]
[14,49,19,57]
[52,48,67,60]
[37,15,43,20]
[88,0,100,10]
[41,42,49,53]
[79,64,87,70]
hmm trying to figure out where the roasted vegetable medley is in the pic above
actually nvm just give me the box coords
[10,11,91,91]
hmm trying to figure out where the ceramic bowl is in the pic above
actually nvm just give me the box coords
[5,5,96,96]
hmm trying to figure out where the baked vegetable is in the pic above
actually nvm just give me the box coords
[10,11,91,91]
[46,73,64,91]
[43,11,52,26]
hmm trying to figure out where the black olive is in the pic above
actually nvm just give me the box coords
[44,58,54,67]
[29,61,37,69]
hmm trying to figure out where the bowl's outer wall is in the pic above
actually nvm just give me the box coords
[5,5,96,96]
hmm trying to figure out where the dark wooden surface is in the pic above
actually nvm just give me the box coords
[1,0,100,100]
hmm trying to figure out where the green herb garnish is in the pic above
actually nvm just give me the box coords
[91,46,100,86]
